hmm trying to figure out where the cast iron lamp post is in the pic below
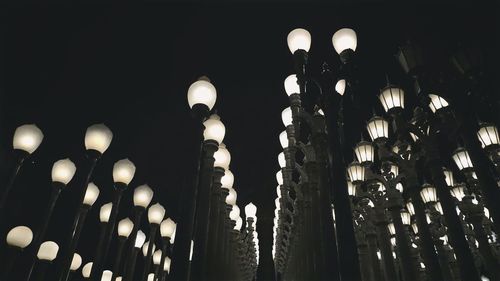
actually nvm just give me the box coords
[142,203,166,281]
[1,226,33,279]
[111,217,134,280]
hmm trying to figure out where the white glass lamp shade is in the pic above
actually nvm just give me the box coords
[284,74,300,96]
[235,217,243,231]
[332,28,357,54]
[116,277,122,281]
[13,124,44,154]
[82,262,93,278]
[347,161,365,183]
[133,185,154,208]
[279,131,289,148]
[411,223,419,235]
[101,270,112,281]
[450,183,466,201]
[148,203,166,225]
[379,86,405,113]
[203,115,225,144]
[51,158,77,185]
[6,226,33,248]
[245,202,257,218]
[113,159,136,185]
[99,202,113,223]
[229,205,240,221]
[428,94,449,113]
[287,28,311,53]
[118,218,134,238]
[83,183,100,206]
[135,230,146,248]
[401,211,411,225]
[187,79,217,110]
[335,79,346,96]
[387,223,396,236]
[153,250,162,265]
[226,188,237,205]
[452,148,473,171]
[281,107,293,127]
[214,143,231,169]
[347,181,356,197]
[278,152,286,168]
[443,168,454,186]
[70,253,82,271]
[391,238,397,247]
[354,141,374,164]
[420,184,438,203]
[406,201,415,216]
[147,273,155,281]
[366,116,389,142]
[164,257,171,272]
[276,170,284,185]
[85,124,113,153]
[160,218,176,238]
[142,241,156,257]
[221,170,235,189]
[276,185,282,198]
[477,123,499,148]
[377,251,381,260]
[37,241,59,261]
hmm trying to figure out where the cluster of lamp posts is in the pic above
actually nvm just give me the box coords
[0,79,260,281]
[272,27,500,281]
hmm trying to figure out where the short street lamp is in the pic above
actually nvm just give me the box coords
[2,226,33,279]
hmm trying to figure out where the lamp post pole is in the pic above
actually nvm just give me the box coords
[206,166,225,280]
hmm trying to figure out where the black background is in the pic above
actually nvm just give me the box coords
[1,1,498,280]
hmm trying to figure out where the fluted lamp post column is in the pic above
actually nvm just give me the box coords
[142,203,166,281]
[1,226,33,279]
[34,241,59,281]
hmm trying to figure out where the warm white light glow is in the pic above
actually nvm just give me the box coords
[284,74,300,96]
[203,114,226,144]
[160,218,176,238]
[85,124,113,154]
[148,203,166,225]
[164,257,171,272]
[101,270,113,281]
[187,79,217,110]
[279,131,289,148]
[379,86,405,112]
[83,183,100,206]
[347,161,365,183]
[113,159,136,185]
[6,226,33,248]
[142,241,156,257]
[387,223,396,236]
[354,141,374,164]
[420,184,438,203]
[278,152,286,168]
[428,94,449,113]
[133,185,154,208]
[51,158,77,185]
[281,107,293,127]
[153,250,162,265]
[245,202,257,218]
[347,181,356,197]
[335,79,346,95]
[226,188,237,205]
[99,202,113,223]
[332,28,357,54]
[401,211,411,225]
[82,262,93,278]
[37,241,59,261]
[276,170,284,185]
[70,253,82,271]
[118,218,134,238]
[235,217,243,231]
[477,123,499,148]
[366,116,389,141]
[450,183,466,201]
[406,201,415,216]
[135,230,146,248]
[13,124,44,154]
[287,28,311,53]
[221,170,235,189]
[443,168,454,187]
[229,205,240,221]
[214,143,231,170]
[452,148,473,171]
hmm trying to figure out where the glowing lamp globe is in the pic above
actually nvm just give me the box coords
[51,158,77,185]
[101,270,113,281]
[276,170,284,185]
[366,116,389,142]
[452,147,473,171]
[118,218,134,238]
[160,218,176,238]
[347,161,365,184]
[85,124,113,154]
[187,79,217,111]
[37,241,59,261]
[153,250,162,265]
[276,186,282,198]
[82,262,93,278]
[99,202,113,223]
[133,185,154,208]
[281,107,293,127]
[142,241,156,257]
[214,143,231,169]
[221,170,235,189]
[335,79,346,96]
[226,188,237,205]
[148,203,166,225]
[70,253,82,271]
[135,230,146,248]
[284,75,300,96]
[245,202,257,218]
[354,141,374,165]
[203,114,225,144]
[113,159,136,185]
[332,28,357,54]
[278,152,286,168]
[279,131,289,148]
[287,28,311,53]
[164,257,171,272]
[6,226,33,248]
[420,184,438,203]
[229,205,240,221]
[235,217,243,231]
[477,123,499,149]
[379,86,405,113]
[13,124,44,154]
[428,94,449,113]
[401,210,411,225]
[83,183,100,206]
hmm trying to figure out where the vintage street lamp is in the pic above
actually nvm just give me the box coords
[379,86,405,114]
[111,218,134,280]
[124,230,146,281]
[450,183,467,201]
[159,218,176,281]
[452,147,474,172]
[35,241,59,281]
[332,28,357,64]
[347,161,365,184]
[287,28,311,77]
[142,203,166,281]
[366,116,389,144]
[2,226,33,279]
[0,124,44,211]
[420,184,438,205]
[153,249,163,278]
[82,262,93,280]
[428,94,450,113]
[69,253,82,279]
[354,141,375,166]
[477,123,499,150]
[101,270,113,281]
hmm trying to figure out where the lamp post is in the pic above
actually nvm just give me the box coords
[124,230,146,281]
[153,249,163,279]
[69,253,82,280]
[159,218,175,281]
[34,241,59,281]
[1,226,33,279]
[142,203,166,281]
[111,218,134,280]
[0,124,44,213]
[171,78,216,281]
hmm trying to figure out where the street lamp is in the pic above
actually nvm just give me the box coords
[354,141,374,165]
[159,218,175,281]
[379,86,405,114]
[450,183,467,201]
[366,116,389,144]
[477,123,499,149]
[347,161,365,184]
[142,203,165,281]
[2,226,33,279]
[332,28,357,63]
[452,147,474,172]
[82,262,93,280]
[428,94,450,113]
[111,218,134,280]
[35,241,59,281]
[124,230,145,281]
[420,184,438,204]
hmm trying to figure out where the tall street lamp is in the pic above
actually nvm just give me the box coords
[142,203,166,281]
[2,226,33,279]
[34,241,59,281]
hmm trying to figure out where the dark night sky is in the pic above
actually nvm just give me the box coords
[1,1,498,280]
